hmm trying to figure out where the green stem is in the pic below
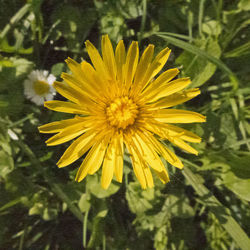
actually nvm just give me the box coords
[83,210,89,248]
[7,114,34,128]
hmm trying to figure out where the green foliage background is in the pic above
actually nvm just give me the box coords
[0,0,250,249]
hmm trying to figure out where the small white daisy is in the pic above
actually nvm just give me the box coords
[24,70,56,106]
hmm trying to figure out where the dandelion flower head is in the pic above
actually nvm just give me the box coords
[24,70,56,106]
[39,35,206,189]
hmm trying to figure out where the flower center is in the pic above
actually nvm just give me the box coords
[106,96,139,129]
[33,80,50,96]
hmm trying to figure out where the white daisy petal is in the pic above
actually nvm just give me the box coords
[23,70,57,106]
[48,74,56,85]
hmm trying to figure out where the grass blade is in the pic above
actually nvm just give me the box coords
[0,4,31,40]
[182,165,250,250]
[154,32,239,90]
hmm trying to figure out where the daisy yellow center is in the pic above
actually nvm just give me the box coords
[106,96,138,129]
[33,80,50,96]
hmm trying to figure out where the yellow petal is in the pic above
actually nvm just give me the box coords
[45,124,88,146]
[150,88,200,109]
[53,81,93,106]
[124,41,139,92]
[44,100,89,115]
[65,57,83,80]
[80,61,108,97]
[102,35,117,80]
[168,137,198,155]
[88,138,109,175]
[145,132,183,169]
[133,44,154,92]
[154,109,206,123]
[61,72,99,101]
[138,47,171,92]
[164,124,201,143]
[101,140,115,189]
[75,141,105,182]
[38,116,84,133]
[57,131,96,168]
[115,40,126,84]
[145,122,201,145]
[85,40,110,81]
[146,78,191,103]
[143,165,154,188]
[141,68,179,97]
[114,133,124,183]
[126,143,147,189]
[161,146,183,169]
[154,167,170,184]
[133,132,165,172]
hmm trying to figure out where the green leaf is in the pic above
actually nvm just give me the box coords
[29,202,44,216]
[51,182,84,221]
[12,58,33,78]
[17,140,84,222]
[0,124,14,178]
[78,193,91,213]
[0,37,33,54]
[86,175,120,198]
[100,12,126,43]
[238,0,250,11]
[222,170,250,202]
[202,20,222,36]
[0,58,14,67]
[51,63,65,77]
[215,153,250,201]
[154,32,239,90]
[182,165,250,250]
[42,207,58,221]
[166,195,195,218]
[0,57,33,116]
[0,124,11,154]
[176,38,221,88]
[0,151,14,178]
[126,182,154,214]
[86,200,107,248]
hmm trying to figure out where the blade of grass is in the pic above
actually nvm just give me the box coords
[0,197,22,212]
[226,138,250,149]
[154,32,239,90]
[0,4,31,40]
[198,0,206,36]
[182,163,250,250]
[18,223,27,250]
[225,41,250,58]
[187,8,193,42]
[138,0,147,43]
[144,31,190,41]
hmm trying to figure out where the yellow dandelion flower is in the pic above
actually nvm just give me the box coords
[38,35,206,189]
